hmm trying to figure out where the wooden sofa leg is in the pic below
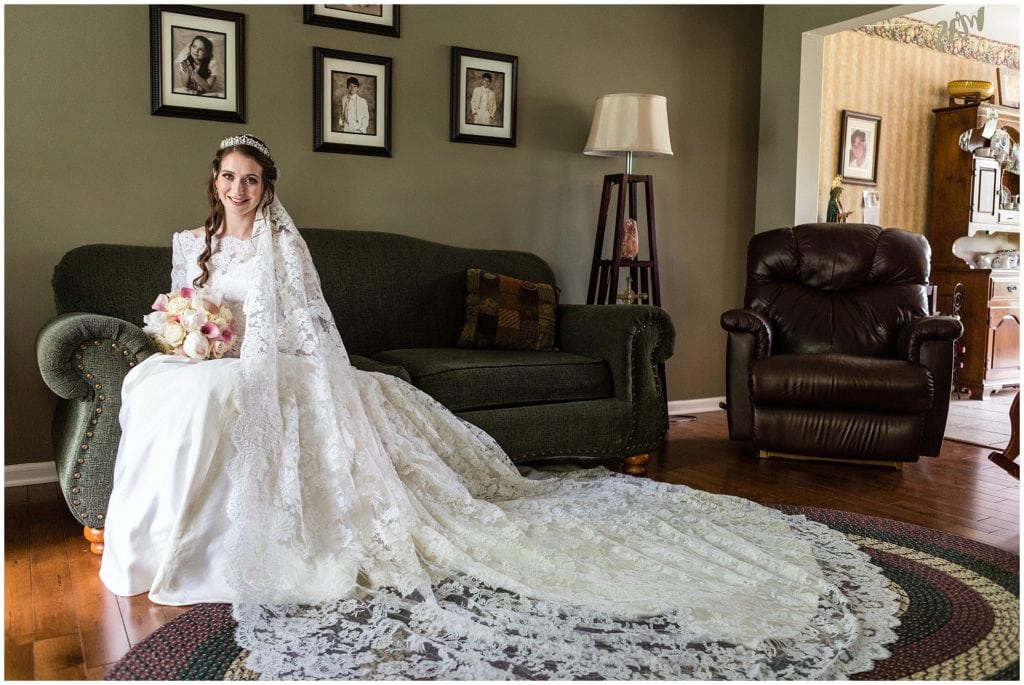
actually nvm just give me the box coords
[622,453,651,477]
[84,526,104,555]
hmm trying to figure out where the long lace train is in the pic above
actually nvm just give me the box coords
[234,467,899,680]
[213,198,900,679]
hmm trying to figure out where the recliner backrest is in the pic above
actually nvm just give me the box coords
[745,223,930,357]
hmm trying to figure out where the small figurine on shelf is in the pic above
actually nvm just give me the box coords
[620,218,639,259]
[827,174,852,223]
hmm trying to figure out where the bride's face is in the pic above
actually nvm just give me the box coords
[215,152,264,219]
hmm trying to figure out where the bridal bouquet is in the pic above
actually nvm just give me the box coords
[143,287,237,359]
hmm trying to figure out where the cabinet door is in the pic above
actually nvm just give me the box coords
[986,304,1020,383]
[972,158,1000,224]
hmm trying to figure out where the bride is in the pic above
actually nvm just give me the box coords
[100,134,899,680]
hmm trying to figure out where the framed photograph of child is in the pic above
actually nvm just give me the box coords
[838,110,880,185]
[450,46,518,147]
[303,5,400,37]
[314,47,392,157]
[150,5,246,122]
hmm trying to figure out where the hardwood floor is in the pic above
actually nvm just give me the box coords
[4,410,1019,680]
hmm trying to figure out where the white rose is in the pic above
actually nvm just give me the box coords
[211,314,228,329]
[163,322,186,346]
[166,296,190,315]
[182,331,210,359]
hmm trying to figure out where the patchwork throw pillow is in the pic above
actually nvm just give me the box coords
[458,269,558,351]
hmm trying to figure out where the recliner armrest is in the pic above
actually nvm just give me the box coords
[719,308,774,442]
[897,315,963,364]
[557,304,674,403]
[720,308,772,358]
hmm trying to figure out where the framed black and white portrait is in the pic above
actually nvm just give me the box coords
[314,47,392,156]
[150,5,245,122]
[838,110,880,185]
[450,46,518,147]
[304,5,400,37]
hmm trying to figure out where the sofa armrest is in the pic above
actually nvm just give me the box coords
[36,313,157,529]
[897,315,964,364]
[37,313,156,400]
[720,308,773,441]
[557,304,674,404]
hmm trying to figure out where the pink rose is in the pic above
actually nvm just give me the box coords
[220,327,235,345]
[152,293,170,311]
[180,287,195,299]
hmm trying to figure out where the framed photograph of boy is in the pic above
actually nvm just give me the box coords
[304,4,400,37]
[150,5,245,122]
[450,46,518,147]
[314,47,392,157]
[838,110,880,185]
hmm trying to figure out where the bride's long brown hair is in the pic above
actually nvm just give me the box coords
[193,137,278,288]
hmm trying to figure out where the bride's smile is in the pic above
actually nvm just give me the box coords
[215,152,263,218]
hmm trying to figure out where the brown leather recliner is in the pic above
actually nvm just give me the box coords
[720,223,963,465]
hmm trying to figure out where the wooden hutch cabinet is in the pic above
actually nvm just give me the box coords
[927,103,1020,400]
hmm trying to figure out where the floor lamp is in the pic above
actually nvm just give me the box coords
[583,93,672,307]
[582,93,676,410]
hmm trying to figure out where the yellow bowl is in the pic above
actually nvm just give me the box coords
[948,79,995,98]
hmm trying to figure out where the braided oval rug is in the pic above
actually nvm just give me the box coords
[105,505,1020,681]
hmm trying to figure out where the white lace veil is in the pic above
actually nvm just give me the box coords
[218,191,899,679]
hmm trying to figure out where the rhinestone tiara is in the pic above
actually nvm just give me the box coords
[219,134,271,158]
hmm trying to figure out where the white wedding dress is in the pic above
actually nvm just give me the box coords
[100,207,899,680]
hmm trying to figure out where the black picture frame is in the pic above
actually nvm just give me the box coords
[450,46,518,147]
[303,4,400,37]
[314,47,392,157]
[150,5,246,122]
[838,110,881,186]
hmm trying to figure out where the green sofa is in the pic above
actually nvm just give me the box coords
[36,229,675,538]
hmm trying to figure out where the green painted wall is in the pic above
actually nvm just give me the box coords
[5,4,764,466]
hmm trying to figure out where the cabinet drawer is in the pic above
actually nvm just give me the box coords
[990,278,1021,302]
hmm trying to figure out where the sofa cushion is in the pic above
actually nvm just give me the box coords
[458,269,558,351]
[349,354,412,383]
[751,353,933,413]
[373,348,611,412]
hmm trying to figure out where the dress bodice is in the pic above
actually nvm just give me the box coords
[171,231,256,356]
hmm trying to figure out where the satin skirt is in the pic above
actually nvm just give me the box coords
[100,354,242,604]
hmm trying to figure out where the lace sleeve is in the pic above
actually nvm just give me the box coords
[170,232,188,291]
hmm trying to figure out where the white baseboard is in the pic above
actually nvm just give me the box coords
[5,461,59,487]
[668,396,726,415]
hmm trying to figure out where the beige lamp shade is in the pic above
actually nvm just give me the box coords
[583,93,673,161]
